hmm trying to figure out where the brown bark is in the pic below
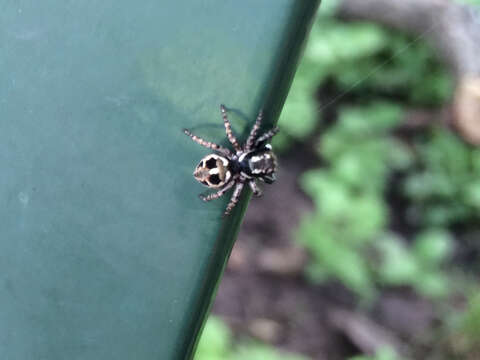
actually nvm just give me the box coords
[338,0,480,144]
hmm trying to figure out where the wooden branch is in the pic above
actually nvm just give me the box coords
[338,0,480,144]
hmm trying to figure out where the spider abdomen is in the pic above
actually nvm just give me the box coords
[193,154,232,188]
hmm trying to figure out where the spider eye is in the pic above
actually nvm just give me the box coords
[205,157,217,169]
[208,174,221,185]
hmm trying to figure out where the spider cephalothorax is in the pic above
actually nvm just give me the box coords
[184,104,278,215]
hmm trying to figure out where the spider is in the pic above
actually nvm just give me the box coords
[183,104,279,215]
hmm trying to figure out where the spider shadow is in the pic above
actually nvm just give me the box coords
[187,105,255,142]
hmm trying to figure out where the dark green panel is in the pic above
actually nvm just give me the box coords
[0,1,320,359]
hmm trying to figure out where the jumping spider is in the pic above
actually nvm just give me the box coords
[184,104,278,215]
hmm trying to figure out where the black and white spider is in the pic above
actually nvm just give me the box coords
[183,104,278,215]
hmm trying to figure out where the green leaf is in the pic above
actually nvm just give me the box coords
[349,347,402,360]
[460,292,480,340]
[464,181,480,208]
[472,149,480,172]
[300,170,350,212]
[455,0,480,6]
[339,103,403,133]
[233,343,310,360]
[377,234,420,285]
[277,71,319,142]
[405,173,457,200]
[320,102,403,163]
[413,229,453,266]
[299,216,375,297]
[404,127,480,227]
[317,0,341,17]
[195,317,233,360]
[307,22,388,65]
[415,272,449,298]
[197,318,311,360]
[387,139,414,170]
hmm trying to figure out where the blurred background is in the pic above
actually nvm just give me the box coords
[196,0,480,359]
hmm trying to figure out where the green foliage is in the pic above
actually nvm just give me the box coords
[446,291,480,356]
[279,0,480,356]
[195,317,232,360]
[195,317,310,360]
[298,102,417,298]
[349,347,402,360]
[298,103,453,299]
[459,292,480,342]
[321,103,411,190]
[405,129,480,226]
[377,230,452,298]
[231,344,310,360]
[291,0,459,299]
[330,32,452,105]
[276,0,453,151]
[455,0,480,5]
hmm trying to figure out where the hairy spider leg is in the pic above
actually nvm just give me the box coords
[248,180,263,197]
[255,127,279,146]
[245,109,263,152]
[224,181,245,215]
[199,179,236,202]
[183,129,232,157]
[220,104,241,152]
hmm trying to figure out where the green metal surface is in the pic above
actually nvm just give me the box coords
[0,1,320,359]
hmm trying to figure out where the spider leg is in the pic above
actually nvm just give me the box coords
[248,180,263,197]
[224,181,245,216]
[199,180,235,202]
[255,127,279,147]
[183,129,232,157]
[263,173,276,184]
[220,104,241,152]
[245,109,263,151]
